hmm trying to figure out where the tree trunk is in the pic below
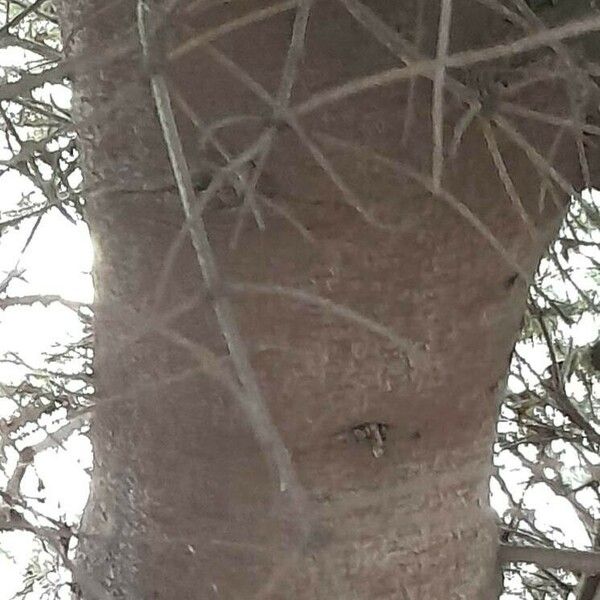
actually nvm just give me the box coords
[59,1,589,598]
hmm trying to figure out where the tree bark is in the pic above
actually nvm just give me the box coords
[58,1,592,598]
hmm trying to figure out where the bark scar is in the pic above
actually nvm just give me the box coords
[352,422,388,458]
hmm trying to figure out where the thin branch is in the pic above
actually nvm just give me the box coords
[539,128,567,213]
[167,83,265,217]
[0,0,289,103]
[92,296,246,406]
[226,281,422,359]
[316,132,530,281]
[571,91,592,191]
[432,0,452,193]
[479,117,538,240]
[533,307,600,448]
[196,115,265,152]
[6,414,87,495]
[230,0,313,248]
[168,0,299,61]
[0,0,48,32]
[0,30,61,61]
[0,294,85,311]
[169,84,316,245]
[138,1,309,527]
[337,0,479,108]
[499,101,600,140]
[493,114,584,206]
[204,44,394,229]
[474,0,529,29]
[0,266,25,294]
[402,0,424,145]
[294,13,600,116]
[449,101,480,158]
[255,191,316,245]
[510,0,598,96]
[499,544,600,574]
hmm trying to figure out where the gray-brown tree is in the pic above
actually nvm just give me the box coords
[3,0,600,598]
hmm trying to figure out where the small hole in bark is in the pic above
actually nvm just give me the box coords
[352,422,388,458]
[504,273,520,289]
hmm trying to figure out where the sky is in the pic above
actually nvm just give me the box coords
[0,207,93,599]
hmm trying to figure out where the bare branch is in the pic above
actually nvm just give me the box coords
[499,544,600,575]
[226,281,422,359]
[204,44,395,230]
[432,0,452,193]
[499,101,600,137]
[0,294,85,311]
[169,84,315,246]
[473,0,529,29]
[255,191,316,245]
[316,132,530,281]
[230,0,313,248]
[479,117,538,239]
[493,114,586,205]
[168,0,299,62]
[338,0,478,108]
[402,0,425,145]
[138,1,310,528]
[294,14,600,116]
[6,414,87,497]
[449,102,480,157]
[1,0,49,32]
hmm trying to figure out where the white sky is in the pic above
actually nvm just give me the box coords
[0,206,93,598]
[0,89,93,592]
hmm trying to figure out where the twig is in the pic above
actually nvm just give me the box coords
[432,0,452,193]
[401,0,424,145]
[169,84,315,244]
[493,114,584,205]
[196,115,265,153]
[230,0,313,248]
[499,544,600,574]
[337,0,479,109]
[6,414,88,496]
[449,102,480,157]
[316,132,530,281]
[0,294,85,311]
[137,1,309,524]
[473,0,529,29]
[167,84,265,228]
[204,44,394,230]
[479,117,538,240]
[1,0,49,33]
[533,307,600,448]
[255,191,316,245]
[499,101,600,137]
[226,281,421,359]
[510,0,598,95]
[149,87,315,307]
[168,0,299,61]
[294,13,600,116]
